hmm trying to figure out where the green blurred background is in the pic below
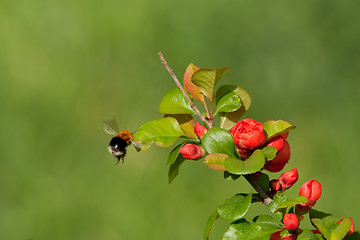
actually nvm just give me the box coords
[0,0,359,239]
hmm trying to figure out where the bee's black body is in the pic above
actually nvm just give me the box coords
[108,136,129,164]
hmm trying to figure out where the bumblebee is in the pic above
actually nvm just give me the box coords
[104,120,133,165]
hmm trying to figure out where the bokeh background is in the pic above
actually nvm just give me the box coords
[1,0,359,239]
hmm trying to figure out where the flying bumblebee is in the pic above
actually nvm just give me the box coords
[104,120,133,165]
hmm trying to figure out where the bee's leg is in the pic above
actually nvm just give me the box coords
[120,150,126,163]
[114,156,121,166]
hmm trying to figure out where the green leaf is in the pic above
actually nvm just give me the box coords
[133,117,185,151]
[191,68,230,105]
[168,142,186,165]
[309,209,332,220]
[275,196,308,212]
[168,156,185,184]
[269,193,287,220]
[258,173,270,193]
[218,194,252,222]
[282,229,292,235]
[224,171,241,181]
[215,92,242,115]
[253,215,280,226]
[262,146,277,160]
[201,127,237,158]
[312,216,352,240]
[297,229,319,240]
[167,141,196,183]
[159,87,196,114]
[165,114,197,138]
[204,210,219,240]
[223,217,280,240]
[204,153,228,172]
[269,193,287,213]
[263,120,296,140]
[224,150,265,175]
[251,194,264,203]
[347,232,360,240]
[216,85,251,130]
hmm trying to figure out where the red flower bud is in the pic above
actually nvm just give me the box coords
[230,119,266,150]
[267,135,284,151]
[270,231,296,240]
[299,180,322,203]
[283,213,299,231]
[270,179,281,191]
[179,143,205,160]
[264,140,291,172]
[295,180,322,215]
[194,122,208,139]
[279,168,299,191]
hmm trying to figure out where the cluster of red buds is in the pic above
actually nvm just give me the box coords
[269,173,355,239]
[269,179,320,239]
[269,168,322,239]
[178,118,355,239]
[180,118,291,172]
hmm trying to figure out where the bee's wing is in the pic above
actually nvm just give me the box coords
[104,119,119,135]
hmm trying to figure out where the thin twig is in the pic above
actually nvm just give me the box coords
[203,99,211,120]
[158,52,213,128]
[244,174,272,206]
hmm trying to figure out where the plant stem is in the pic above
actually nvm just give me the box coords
[158,52,213,128]
[244,174,272,206]
[203,99,211,120]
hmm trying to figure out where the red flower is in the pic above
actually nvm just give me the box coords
[283,213,299,231]
[279,168,299,191]
[194,122,208,139]
[179,143,205,160]
[230,118,266,150]
[264,140,291,172]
